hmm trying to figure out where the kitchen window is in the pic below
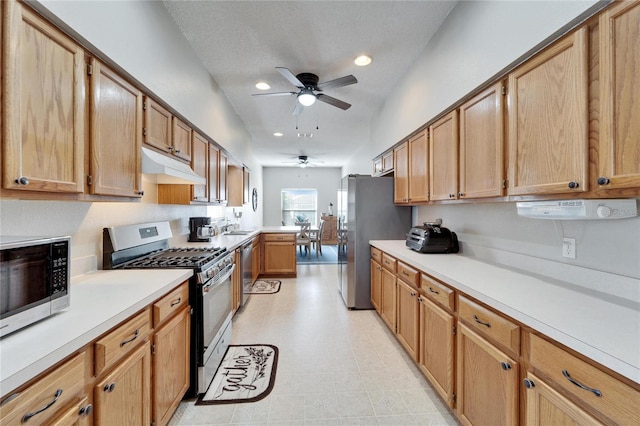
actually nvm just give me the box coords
[281,189,317,225]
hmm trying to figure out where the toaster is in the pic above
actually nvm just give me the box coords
[406,221,459,254]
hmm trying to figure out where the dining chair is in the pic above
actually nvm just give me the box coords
[310,220,324,257]
[296,222,312,257]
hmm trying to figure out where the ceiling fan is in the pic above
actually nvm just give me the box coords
[252,67,357,115]
[282,155,324,168]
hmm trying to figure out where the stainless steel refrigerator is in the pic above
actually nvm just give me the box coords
[337,174,412,309]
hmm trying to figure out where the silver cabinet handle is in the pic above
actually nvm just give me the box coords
[22,389,62,422]
[562,370,602,397]
[120,329,139,347]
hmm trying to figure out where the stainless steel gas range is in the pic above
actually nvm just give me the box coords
[103,221,234,397]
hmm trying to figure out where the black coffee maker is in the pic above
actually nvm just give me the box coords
[188,217,212,242]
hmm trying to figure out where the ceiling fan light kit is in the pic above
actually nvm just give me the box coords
[252,67,357,115]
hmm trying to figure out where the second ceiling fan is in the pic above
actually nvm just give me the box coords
[253,67,357,115]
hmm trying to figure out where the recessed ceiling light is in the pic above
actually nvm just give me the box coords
[354,55,372,66]
[256,81,271,90]
[273,132,283,137]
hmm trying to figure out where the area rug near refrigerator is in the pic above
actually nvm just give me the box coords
[196,344,278,405]
[246,280,281,294]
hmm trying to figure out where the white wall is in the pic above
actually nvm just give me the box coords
[262,168,342,226]
[0,1,260,272]
[357,0,640,281]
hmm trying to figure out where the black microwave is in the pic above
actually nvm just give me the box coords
[0,236,70,337]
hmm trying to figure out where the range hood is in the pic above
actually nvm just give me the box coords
[141,147,206,185]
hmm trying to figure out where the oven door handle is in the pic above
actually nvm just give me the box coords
[202,264,235,294]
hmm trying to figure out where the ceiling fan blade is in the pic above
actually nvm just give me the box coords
[317,75,357,91]
[292,101,305,116]
[316,94,351,110]
[251,91,296,97]
[276,67,305,88]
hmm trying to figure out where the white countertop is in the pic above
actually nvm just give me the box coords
[0,269,192,397]
[370,240,640,385]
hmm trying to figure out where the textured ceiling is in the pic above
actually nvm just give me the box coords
[163,1,457,168]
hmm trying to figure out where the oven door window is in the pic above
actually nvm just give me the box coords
[1,245,50,318]
[202,273,233,349]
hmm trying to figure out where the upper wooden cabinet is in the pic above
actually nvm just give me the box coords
[393,142,409,203]
[227,164,250,207]
[143,97,172,153]
[88,59,143,197]
[373,150,394,176]
[3,1,85,193]
[171,117,192,163]
[597,1,640,191]
[191,131,209,202]
[143,97,192,163]
[459,82,505,199]
[507,28,589,195]
[429,111,459,201]
[394,130,429,204]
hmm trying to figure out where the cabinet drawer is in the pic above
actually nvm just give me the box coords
[397,262,419,288]
[95,308,152,376]
[458,295,520,355]
[381,253,397,272]
[0,351,87,425]
[529,333,640,425]
[371,246,382,263]
[420,274,455,312]
[153,281,189,326]
[263,233,295,242]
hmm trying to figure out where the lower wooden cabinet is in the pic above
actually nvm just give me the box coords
[94,341,151,426]
[152,307,190,426]
[49,396,93,426]
[523,372,600,426]
[396,279,419,361]
[456,324,518,426]
[418,295,456,409]
[232,249,242,312]
[370,259,382,313]
[252,237,261,282]
[262,234,296,276]
[380,267,397,332]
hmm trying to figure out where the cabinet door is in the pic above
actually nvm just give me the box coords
[408,130,429,203]
[89,60,143,197]
[396,280,419,361]
[3,1,85,193]
[94,342,151,426]
[523,372,600,426]
[394,142,409,204]
[457,324,518,426]
[598,1,640,190]
[143,97,172,154]
[419,296,455,409]
[153,308,190,426]
[370,259,382,313]
[171,117,192,162]
[508,28,588,195]
[49,396,92,426]
[208,143,220,202]
[380,268,397,332]
[430,111,459,201]
[218,151,228,203]
[232,249,242,311]
[191,132,209,202]
[263,242,295,274]
[459,82,505,199]
[243,167,251,204]
[252,238,261,282]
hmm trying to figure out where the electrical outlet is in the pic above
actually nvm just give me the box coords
[562,238,576,259]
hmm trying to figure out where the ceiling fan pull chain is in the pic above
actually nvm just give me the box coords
[316,103,319,130]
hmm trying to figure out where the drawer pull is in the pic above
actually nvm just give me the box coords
[402,271,409,276]
[79,404,93,417]
[562,370,602,397]
[500,362,512,371]
[170,297,182,307]
[428,287,439,295]
[473,315,491,328]
[120,329,139,347]
[22,389,62,422]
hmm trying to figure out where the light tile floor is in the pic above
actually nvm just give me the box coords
[169,264,459,425]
